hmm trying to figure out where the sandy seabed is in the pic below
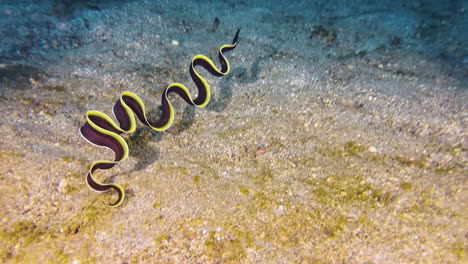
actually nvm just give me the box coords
[0,0,466,263]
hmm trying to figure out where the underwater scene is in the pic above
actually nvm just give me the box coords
[0,0,466,263]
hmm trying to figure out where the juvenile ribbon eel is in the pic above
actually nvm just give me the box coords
[79,29,241,207]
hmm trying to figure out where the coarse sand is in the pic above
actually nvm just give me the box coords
[0,0,466,263]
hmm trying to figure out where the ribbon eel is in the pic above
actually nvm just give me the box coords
[80,29,240,207]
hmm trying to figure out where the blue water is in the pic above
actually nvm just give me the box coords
[0,0,466,81]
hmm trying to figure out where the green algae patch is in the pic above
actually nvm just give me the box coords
[140,165,400,262]
[154,233,171,248]
[153,218,249,262]
[81,203,112,225]
[42,85,66,92]
[451,242,466,260]
[254,166,274,184]
[309,175,392,206]
[161,164,190,176]
[344,141,367,156]
[323,214,348,238]
[251,191,275,211]
[400,182,413,191]
[0,151,25,159]
[0,220,72,263]
[247,160,275,185]
[238,185,250,196]
[0,220,47,248]
[394,155,427,169]
[204,231,245,261]
[310,25,338,43]
[193,175,201,185]
[294,155,317,167]
[59,156,75,163]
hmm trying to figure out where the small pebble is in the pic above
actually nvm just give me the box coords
[58,179,68,193]
[171,40,179,46]
[368,146,377,153]
[255,148,268,156]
